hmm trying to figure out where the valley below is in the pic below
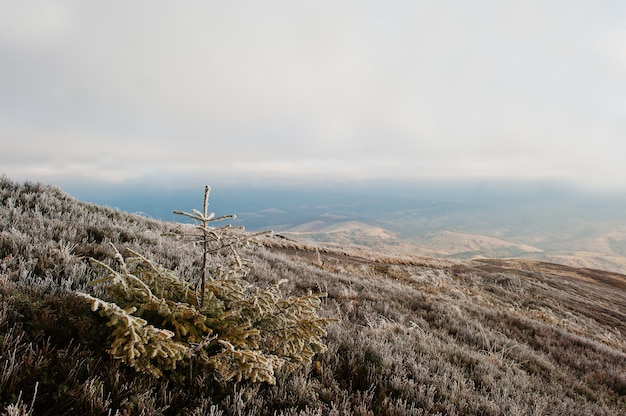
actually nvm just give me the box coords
[237,200,626,275]
[69,181,626,274]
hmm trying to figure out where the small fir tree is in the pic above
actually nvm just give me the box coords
[77,186,330,384]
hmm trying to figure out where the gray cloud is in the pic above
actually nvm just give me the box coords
[1,0,626,188]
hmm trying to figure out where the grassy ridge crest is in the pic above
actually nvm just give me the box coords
[0,177,624,415]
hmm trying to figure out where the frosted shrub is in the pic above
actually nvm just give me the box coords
[78,186,330,384]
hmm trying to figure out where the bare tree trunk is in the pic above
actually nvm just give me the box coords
[200,185,210,308]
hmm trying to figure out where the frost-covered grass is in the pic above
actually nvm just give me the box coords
[1,177,625,415]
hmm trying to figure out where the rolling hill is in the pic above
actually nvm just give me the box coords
[230,193,626,274]
[1,177,624,415]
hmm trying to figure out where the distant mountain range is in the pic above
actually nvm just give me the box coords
[65,180,626,274]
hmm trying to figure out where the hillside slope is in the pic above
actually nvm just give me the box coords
[0,178,625,415]
[226,193,626,274]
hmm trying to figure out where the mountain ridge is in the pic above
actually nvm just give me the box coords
[0,177,624,415]
[65,182,626,274]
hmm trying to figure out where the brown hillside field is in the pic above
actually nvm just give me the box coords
[1,178,624,415]
[277,215,626,274]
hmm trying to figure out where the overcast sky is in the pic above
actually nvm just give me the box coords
[1,1,626,190]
